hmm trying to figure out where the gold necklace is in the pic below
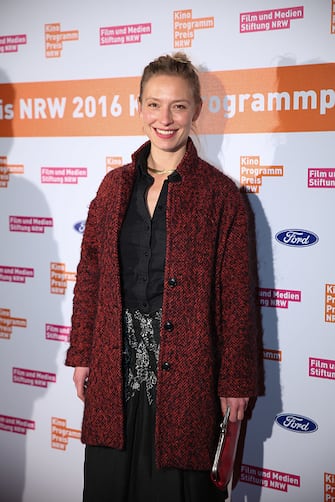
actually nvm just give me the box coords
[147,166,176,175]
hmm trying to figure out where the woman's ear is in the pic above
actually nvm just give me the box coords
[192,100,203,122]
[137,96,142,115]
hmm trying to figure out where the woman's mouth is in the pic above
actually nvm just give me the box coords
[155,128,176,138]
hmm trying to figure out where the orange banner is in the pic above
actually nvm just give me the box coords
[0,63,334,137]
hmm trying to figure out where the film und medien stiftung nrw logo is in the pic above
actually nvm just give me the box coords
[275,229,319,247]
[275,413,318,433]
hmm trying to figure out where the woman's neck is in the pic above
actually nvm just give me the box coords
[147,146,186,174]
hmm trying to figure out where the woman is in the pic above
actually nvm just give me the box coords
[65,52,259,502]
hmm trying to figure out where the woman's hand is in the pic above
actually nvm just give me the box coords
[73,366,90,401]
[220,397,249,422]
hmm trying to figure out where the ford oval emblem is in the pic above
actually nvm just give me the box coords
[275,413,318,433]
[73,221,86,234]
[275,229,319,247]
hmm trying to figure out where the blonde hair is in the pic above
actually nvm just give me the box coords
[139,52,202,105]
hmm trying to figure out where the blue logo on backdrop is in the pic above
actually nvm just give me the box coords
[275,229,319,247]
[275,413,318,433]
[74,221,86,234]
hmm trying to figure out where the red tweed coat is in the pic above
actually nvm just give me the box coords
[65,138,259,470]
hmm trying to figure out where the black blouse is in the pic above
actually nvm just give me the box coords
[118,149,181,313]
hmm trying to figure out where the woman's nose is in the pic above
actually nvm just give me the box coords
[159,106,173,125]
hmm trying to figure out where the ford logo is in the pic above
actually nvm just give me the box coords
[73,221,86,234]
[275,413,318,433]
[275,229,319,247]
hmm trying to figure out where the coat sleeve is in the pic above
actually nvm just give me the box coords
[217,188,260,398]
[65,196,100,367]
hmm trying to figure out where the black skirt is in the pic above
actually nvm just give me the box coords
[83,309,227,502]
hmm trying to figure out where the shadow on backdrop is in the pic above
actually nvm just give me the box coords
[0,68,62,501]
[198,67,282,502]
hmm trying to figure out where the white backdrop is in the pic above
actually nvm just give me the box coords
[0,1,334,501]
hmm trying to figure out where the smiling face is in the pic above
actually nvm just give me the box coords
[138,74,202,157]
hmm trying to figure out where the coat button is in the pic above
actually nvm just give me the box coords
[168,277,177,287]
[164,321,174,331]
[162,362,171,371]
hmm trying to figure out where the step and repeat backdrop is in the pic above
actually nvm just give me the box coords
[0,1,334,501]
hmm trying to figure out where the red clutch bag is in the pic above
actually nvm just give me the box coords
[211,407,241,490]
